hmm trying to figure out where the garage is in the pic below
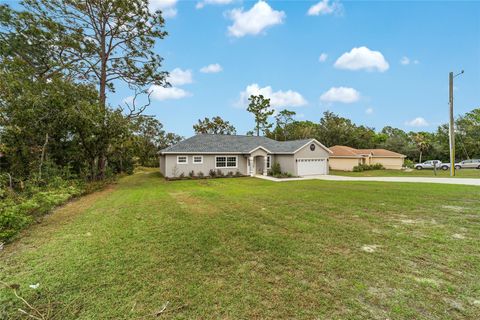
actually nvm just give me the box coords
[296,158,328,176]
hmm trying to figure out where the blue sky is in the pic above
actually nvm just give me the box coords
[6,0,480,136]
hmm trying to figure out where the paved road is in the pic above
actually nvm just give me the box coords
[257,174,480,186]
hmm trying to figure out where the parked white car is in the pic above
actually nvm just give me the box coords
[440,159,480,170]
[414,160,442,170]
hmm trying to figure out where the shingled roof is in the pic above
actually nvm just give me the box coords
[160,134,329,154]
[330,145,405,158]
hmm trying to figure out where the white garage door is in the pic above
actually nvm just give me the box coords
[297,158,327,176]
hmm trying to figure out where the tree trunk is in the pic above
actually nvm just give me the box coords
[39,132,49,179]
[97,154,107,180]
[419,151,422,163]
[97,19,108,180]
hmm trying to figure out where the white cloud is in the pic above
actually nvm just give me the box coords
[405,117,429,127]
[401,57,420,65]
[149,85,191,101]
[334,46,389,72]
[320,87,360,104]
[168,68,193,86]
[365,107,374,115]
[237,83,307,108]
[400,56,410,65]
[200,63,223,73]
[196,0,233,9]
[318,53,328,62]
[227,1,285,38]
[149,0,178,18]
[307,0,343,16]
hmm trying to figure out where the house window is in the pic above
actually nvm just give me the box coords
[177,156,188,164]
[216,156,237,168]
[193,156,203,164]
[267,156,271,169]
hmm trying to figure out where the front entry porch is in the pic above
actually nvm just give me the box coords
[246,147,270,177]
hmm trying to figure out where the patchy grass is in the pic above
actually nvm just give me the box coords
[1,169,479,319]
[331,169,480,178]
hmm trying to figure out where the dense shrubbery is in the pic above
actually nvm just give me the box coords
[166,170,245,181]
[268,162,295,178]
[269,162,282,176]
[0,178,81,242]
[0,166,117,243]
[404,159,414,169]
[352,163,385,172]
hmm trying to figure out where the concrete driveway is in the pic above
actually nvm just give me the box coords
[256,174,480,186]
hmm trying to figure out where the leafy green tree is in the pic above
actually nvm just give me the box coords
[274,109,296,140]
[455,108,480,159]
[4,0,169,178]
[317,111,361,147]
[410,132,432,163]
[193,116,236,135]
[378,126,416,159]
[247,95,274,136]
[130,116,182,167]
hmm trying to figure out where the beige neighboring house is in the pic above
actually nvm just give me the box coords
[159,134,332,178]
[329,145,406,171]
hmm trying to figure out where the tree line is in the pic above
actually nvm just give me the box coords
[0,0,182,187]
[193,95,480,163]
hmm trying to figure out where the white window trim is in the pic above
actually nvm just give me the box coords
[193,155,203,164]
[215,155,238,169]
[267,155,271,169]
[177,155,188,164]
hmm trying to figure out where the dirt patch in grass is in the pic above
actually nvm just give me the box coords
[361,245,381,253]
[442,205,466,212]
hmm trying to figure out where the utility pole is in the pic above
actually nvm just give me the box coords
[448,70,464,177]
[449,72,455,177]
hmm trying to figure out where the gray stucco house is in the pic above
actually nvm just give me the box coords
[159,134,332,178]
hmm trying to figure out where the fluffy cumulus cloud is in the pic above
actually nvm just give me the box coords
[318,53,328,62]
[334,46,389,72]
[405,117,429,127]
[196,0,233,9]
[149,67,193,101]
[168,68,193,86]
[307,0,343,16]
[227,1,285,37]
[200,63,223,73]
[237,83,307,108]
[365,107,374,115]
[320,87,360,104]
[149,86,191,101]
[148,0,178,18]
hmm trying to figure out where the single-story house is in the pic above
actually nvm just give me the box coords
[159,134,332,178]
[329,145,406,171]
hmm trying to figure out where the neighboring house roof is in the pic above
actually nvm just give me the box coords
[329,145,364,157]
[160,134,332,154]
[330,145,405,158]
[357,148,406,158]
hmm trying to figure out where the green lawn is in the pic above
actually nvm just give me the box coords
[1,170,480,319]
[331,168,480,178]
